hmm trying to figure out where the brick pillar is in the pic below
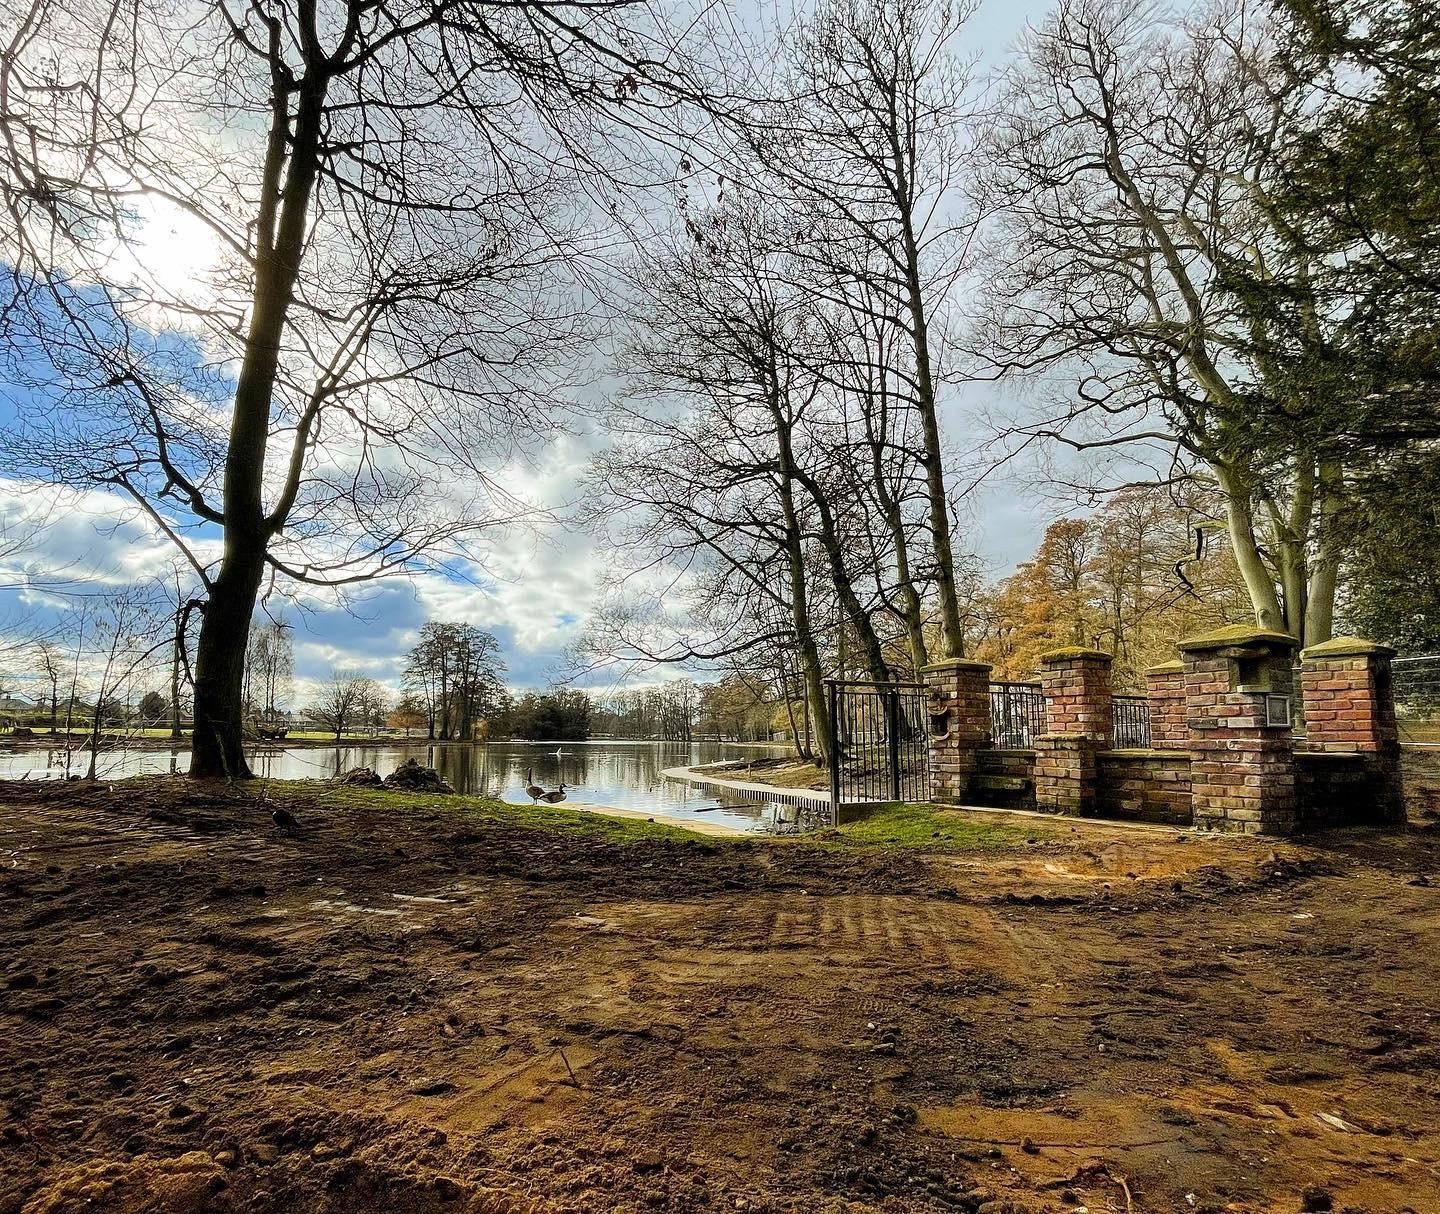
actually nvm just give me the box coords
[922,658,993,805]
[1145,660,1188,749]
[1298,636,1404,824]
[1179,625,1298,835]
[1034,648,1112,815]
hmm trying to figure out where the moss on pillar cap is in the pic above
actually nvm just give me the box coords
[918,657,993,674]
[1037,647,1112,664]
[1146,659,1185,674]
[1176,624,1297,652]
[1299,634,1397,661]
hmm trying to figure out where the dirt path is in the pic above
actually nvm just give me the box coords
[3,778,1440,1214]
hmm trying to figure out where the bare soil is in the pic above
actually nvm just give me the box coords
[5,763,1440,1214]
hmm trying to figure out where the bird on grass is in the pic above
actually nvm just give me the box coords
[271,806,299,833]
[542,782,567,804]
[524,768,545,802]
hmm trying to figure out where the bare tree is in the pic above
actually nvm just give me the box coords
[733,0,982,658]
[32,641,63,735]
[244,617,294,726]
[0,0,707,777]
[981,0,1350,644]
[589,201,871,759]
[308,669,381,741]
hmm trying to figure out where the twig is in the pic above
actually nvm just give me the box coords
[556,1048,582,1089]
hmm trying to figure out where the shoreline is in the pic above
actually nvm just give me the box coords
[0,735,796,754]
[560,797,748,837]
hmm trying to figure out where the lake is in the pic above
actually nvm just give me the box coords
[0,739,802,832]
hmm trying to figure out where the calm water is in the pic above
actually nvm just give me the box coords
[0,739,799,831]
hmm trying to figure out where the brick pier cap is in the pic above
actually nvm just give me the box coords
[1298,635,1397,661]
[1176,624,1299,653]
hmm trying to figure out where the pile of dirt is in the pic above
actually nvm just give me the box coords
[380,758,453,794]
[334,767,383,787]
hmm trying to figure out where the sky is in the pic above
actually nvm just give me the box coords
[0,0,1060,707]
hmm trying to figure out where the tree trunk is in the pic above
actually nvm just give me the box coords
[1216,464,1287,633]
[895,181,964,658]
[1303,458,1345,647]
[188,73,328,779]
[86,699,103,781]
[170,608,183,741]
[868,429,929,671]
[190,540,267,777]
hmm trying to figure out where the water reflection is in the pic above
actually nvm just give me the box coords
[0,739,790,831]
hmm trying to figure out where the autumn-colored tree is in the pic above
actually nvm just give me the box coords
[972,518,1098,680]
[973,491,1252,687]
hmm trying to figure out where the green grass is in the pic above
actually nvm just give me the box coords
[290,783,1043,851]
[267,779,714,844]
[90,774,1043,853]
[826,801,1045,851]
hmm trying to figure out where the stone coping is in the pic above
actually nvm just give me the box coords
[1177,624,1297,651]
[919,657,993,673]
[1037,647,1112,664]
[1146,660,1185,674]
[1100,748,1193,760]
[1300,634,1396,660]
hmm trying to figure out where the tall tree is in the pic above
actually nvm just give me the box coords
[738,0,980,657]
[983,0,1353,644]
[0,0,701,777]
[243,618,294,725]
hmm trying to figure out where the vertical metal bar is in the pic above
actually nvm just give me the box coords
[886,687,901,802]
[827,680,840,826]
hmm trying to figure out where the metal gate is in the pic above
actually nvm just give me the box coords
[825,679,932,820]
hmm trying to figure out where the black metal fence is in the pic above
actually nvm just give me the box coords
[989,682,1046,747]
[1112,695,1153,747]
[826,679,932,813]
[1394,655,1440,744]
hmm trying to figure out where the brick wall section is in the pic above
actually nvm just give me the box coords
[1034,734,1098,814]
[1096,751,1193,824]
[1297,636,1404,824]
[1145,661,1188,748]
[1033,648,1111,815]
[971,748,1037,809]
[1179,625,1299,835]
[1038,649,1114,746]
[922,658,992,805]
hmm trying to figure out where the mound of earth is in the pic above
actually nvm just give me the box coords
[335,767,383,787]
[381,758,453,793]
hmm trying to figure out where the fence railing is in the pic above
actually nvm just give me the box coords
[826,679,932,811]
[989,682,1046,748]
[1112,695,1153,748]
[1394,655,1440,744]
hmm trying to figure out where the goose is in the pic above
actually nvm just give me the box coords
[542,782,567,804]
[524,768,545,801]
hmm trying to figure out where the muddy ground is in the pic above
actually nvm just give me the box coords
[4,762,1440,1214]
